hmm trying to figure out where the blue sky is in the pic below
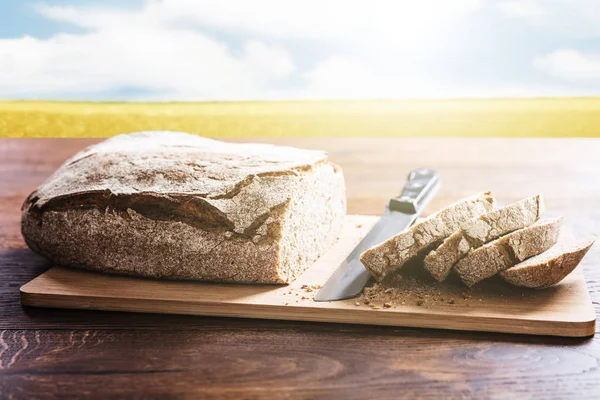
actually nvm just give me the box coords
[1,0,600,101]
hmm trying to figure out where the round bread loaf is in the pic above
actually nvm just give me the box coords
[21,131,346,284]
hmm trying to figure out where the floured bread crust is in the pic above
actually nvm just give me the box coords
[454,217,562,287]
[360,192,495,281]
[500,235,595,289]
[21,131,346,284]
[424,194,543,282]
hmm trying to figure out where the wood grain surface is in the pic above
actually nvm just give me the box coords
[2,138,600,399]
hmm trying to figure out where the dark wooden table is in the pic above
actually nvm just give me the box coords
[2,138,600,399]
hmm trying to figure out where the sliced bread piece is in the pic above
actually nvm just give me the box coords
[360,192,495,281]
[454,217,562,287]
[500,235,595,289]
[424,194,543,282]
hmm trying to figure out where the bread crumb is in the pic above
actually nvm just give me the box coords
[355,301,360,306]
[355,265,498,310]
[383,302,393,308]
[356,224,363,228]
[370,305,381,310]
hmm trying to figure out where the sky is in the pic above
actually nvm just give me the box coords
[1,0,600,101]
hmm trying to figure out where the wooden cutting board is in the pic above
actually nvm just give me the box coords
[20,215,596,337]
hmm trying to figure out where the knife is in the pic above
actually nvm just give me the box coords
[314,168,440,302]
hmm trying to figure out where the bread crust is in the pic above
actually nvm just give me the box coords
[424,194,543,282]
[360,192,495,281]
[454,217,562,287]
[500,235,595,289]
[21,131,346,283]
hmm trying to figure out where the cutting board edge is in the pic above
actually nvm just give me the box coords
[20,286,597,338]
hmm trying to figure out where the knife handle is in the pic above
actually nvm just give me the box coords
[388,168,440,214]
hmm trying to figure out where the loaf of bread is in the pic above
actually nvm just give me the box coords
[360,192,495,281]
[424,194,543,282]
[454,217,562,287]
[500,235,596,289]
[21,131,346,284]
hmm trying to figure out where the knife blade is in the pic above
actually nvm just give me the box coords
[314,168,440,302]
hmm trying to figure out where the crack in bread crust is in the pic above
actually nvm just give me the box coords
[28,191,235,233]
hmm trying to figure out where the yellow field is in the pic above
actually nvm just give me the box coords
[1,98,600,137]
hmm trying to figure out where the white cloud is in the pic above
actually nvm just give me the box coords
[304,57,437,99]
[497,0,600,38]
[0,0,484,100]
[34,0,483,57]
[497,0,547,21]
[302,57,584,100]
[34,4,148,29]
[534,50,600,81]
[153,0,481,50]
[1,0,599,100]
[499,1,600,84]
[242,41,294,80]
[51,0,479,42]
[0,4,296,100]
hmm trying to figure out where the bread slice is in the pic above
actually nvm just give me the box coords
[360,192,495,281]
[424,194,543,282]
[21,131,346,284]
[454,217,562,287]
[500,235,595,289]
